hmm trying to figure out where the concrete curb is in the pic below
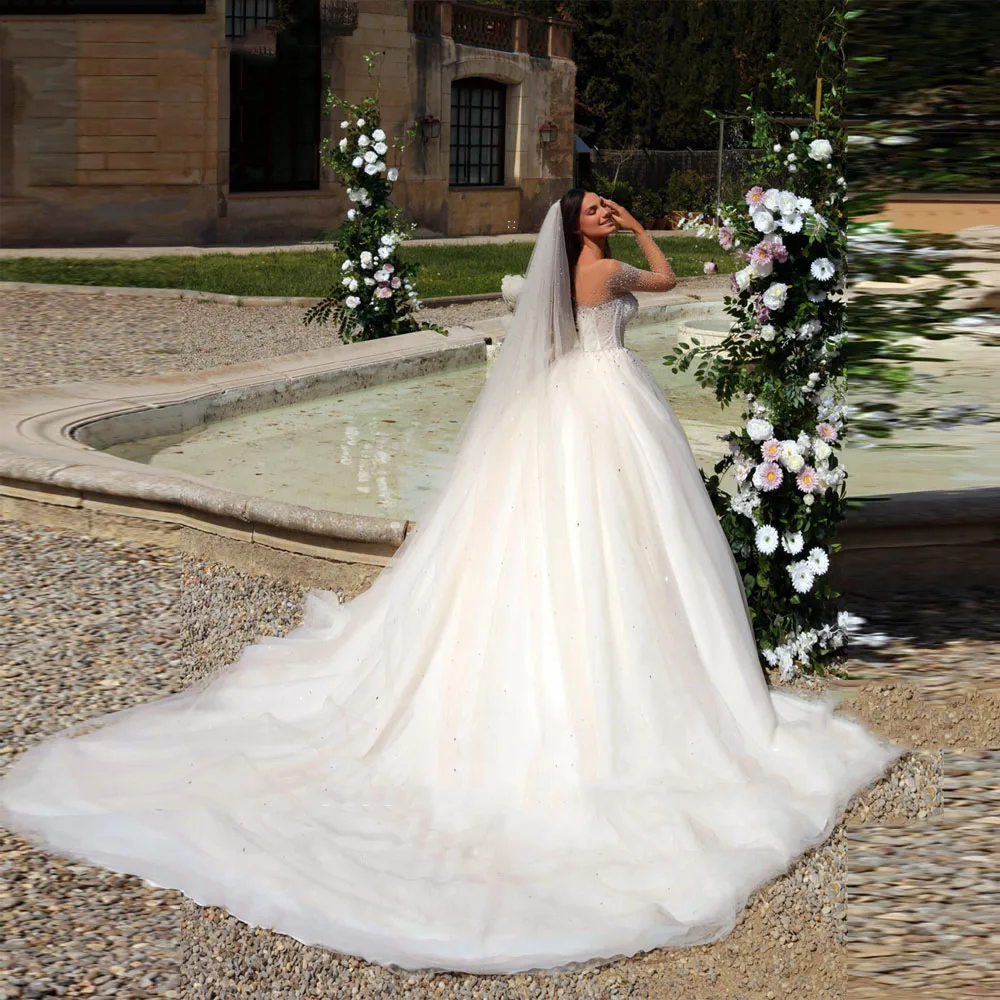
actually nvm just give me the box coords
[0,280,506,309]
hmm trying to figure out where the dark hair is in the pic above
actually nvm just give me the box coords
[559,187,613,313]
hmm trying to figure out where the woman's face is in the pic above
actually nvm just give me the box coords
[576,191,617,240]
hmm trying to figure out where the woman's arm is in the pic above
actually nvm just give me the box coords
[604,199,677,293]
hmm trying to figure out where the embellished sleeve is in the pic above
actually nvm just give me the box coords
[607,261,671,294]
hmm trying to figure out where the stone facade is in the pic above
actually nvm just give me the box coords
[0,0,574,247]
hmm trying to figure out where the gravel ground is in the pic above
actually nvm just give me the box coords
[0,289,509,390]
[2,516,997,1000]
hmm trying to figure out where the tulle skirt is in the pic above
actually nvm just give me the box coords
[0,344,903,974]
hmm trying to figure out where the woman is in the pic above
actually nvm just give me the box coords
[0,191,902,976]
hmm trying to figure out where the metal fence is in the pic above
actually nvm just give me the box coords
[591,147,769,207]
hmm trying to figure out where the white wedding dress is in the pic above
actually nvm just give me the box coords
[0,203,902,975]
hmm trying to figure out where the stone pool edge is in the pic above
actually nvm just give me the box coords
[1,293,997,593]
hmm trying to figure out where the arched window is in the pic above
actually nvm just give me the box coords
[450,77,506,187]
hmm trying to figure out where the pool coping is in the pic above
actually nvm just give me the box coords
[0,292,717,566]
[1,291,997,584]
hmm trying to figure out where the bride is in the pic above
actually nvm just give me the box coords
[0,190,902,975]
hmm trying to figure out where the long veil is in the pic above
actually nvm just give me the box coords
[402,199,579,534]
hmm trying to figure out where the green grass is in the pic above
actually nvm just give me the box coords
[0,235,735,300]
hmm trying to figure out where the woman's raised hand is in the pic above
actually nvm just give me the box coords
[604,198,643,234]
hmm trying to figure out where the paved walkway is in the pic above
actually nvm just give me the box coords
[0,230,690,260]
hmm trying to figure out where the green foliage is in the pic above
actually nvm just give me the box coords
[632,189,665,225]
[663,170,710,213]
[592,173,634,212]
[304,50,446,342]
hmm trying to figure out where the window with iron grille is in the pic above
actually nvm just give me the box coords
[227,0,321,192]
[450,78,505,188]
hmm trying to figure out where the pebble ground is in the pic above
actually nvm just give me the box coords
[2,288,997,999]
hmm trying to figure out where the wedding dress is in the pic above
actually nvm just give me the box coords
[0,202,902,975]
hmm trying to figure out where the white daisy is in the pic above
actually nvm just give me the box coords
[810,258,836,281]
[782,531,804,555]
[755,525,780,555]
[807,547,830,575]
[788,561,814,594]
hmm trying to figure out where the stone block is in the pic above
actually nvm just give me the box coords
[79,75,161,102]
[76,42,155,60]
[78,117,160,136]
[79,133,157,154]
[76,152,106,171]
[78,100,158,119]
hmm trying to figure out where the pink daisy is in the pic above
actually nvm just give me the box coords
[816,422,838,442]
[745,186,766,210]
[756,461,784,491]
[718,226,734,250]
[761,438,782,461]
[796,466,818,493]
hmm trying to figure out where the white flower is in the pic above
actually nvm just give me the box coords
[374,268,389,282]
[347,208,356,221]
[372,128,386,141]
[786,152,797,163]
[749,256,773,278]
[347,278,358,292]
[735,266,754,291]
[780,213,803,233]
[352,156,363,168]
[762,647,779,666]
[344,295,361,309]
[339,137,348,152]
[808,138,833,162]
[807,289,828,303]
[341,275,352,287]
[375,161,386,173]
[796,196,814,214]
[779,439,802,461]
[359,251,373,268]
[807,547,830,575]
[378,245,392,259]
[340,120,349,129]
[341,259,354,271]
[784,452,805,474]
[747,418,774,442]
[374,141,387,155]
[788,561,815,593]
[752,209,776,234]
[380,233,396,246]
[363,150,377,163]
[356,117,366,126]
[790,129,800,140]
[762,282,789,310]
[387,167,399,182]
[837,176,846,186]
[810,258,836,281]
[788,164,797,173]
[782,531,804,555]
[813,439,832,462]
[803,494,815,506]
[773,143,782,152]
[364,163,379,175]
[755,525,779,555]
[364,277,376,286]
[777,191,797,216]
[762,188,781,212]
[760,323,777,342]
[358,134,370,147]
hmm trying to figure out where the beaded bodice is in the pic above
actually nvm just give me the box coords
[574,292,639,353]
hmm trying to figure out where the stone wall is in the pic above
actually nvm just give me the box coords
[0,1,227,246]
[0,0,574,247]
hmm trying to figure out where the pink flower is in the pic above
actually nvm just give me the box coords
[391,276,402,289]
[745,186,766,210]
[749,244,771,267]
[718,226,734,250]
[703,260,718,274]
[730,273,740,295]
[768,241,789,263]
[796,466,818,493]
[761,438,782,461]
[756,461,784,491]
[816,422,838,442]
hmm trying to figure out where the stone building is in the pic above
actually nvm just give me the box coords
[0,0,575,246]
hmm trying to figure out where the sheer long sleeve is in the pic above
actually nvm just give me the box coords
[608,230,677,293]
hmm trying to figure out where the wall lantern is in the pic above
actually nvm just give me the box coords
[420,115,441,140]
[539,121,559,144]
